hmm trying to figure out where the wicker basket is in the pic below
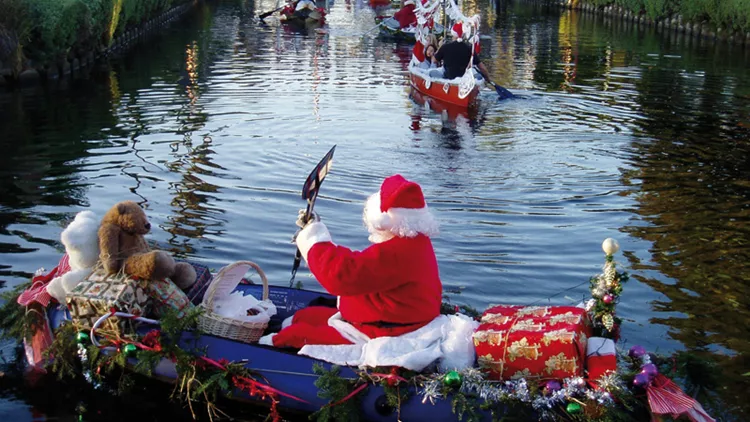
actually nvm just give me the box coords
[197,261,270,344]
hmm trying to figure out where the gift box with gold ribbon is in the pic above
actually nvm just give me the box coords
[65,271,151,335]
[473,305,591,380]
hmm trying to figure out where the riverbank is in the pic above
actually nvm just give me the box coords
[0,0,198,88]
[528,0,750,47]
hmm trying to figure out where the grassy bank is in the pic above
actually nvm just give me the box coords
[0,0,193,76]
[573,0,750,33]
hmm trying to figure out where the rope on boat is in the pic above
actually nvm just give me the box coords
[522,280,591,307]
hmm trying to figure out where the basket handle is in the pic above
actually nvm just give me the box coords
[202,261,269,311]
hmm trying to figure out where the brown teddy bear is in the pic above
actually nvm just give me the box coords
[98,201,197,289]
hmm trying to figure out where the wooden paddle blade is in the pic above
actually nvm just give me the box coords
[302,145,336,201]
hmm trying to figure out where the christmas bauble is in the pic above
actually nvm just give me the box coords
[122,343,138,357]
[602,238,620,255]
[76,331,90,344]
[566,402,582,414]
[443,370,462,388]
[628,345,647,359]
[544,380,561,394]
[602,294,614,304]
[641,363,659,379]
[633,372,651,388]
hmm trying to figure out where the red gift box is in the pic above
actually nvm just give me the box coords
[473,305,591,380]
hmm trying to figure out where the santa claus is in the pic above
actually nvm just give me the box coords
[260,174,442,348]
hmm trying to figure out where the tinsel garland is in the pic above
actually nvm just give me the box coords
[312,363,651,422]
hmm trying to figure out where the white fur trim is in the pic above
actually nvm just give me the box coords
[586,337,616,357]
[327,312,371,344]
[61,211,100,270]
[281,315,295,329]
[363,192,439,243]
[258,333,276,346]
[295,221,332,261]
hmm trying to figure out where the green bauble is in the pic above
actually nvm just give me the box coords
[76,331,90,344]
[122,343,138,357]
[443,370,462,388]
[566,402,582,414]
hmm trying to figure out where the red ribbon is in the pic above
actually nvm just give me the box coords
[647,374,715,422]
[324,383,368,409]
[200,356,310,404]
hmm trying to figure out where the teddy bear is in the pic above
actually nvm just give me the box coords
[98,201,197,289]
[46,211,101,304]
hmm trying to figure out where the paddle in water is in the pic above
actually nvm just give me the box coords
[474,66,514,100]
[259,0,294,20]
[289,145,336,287]
[489,80,514,100]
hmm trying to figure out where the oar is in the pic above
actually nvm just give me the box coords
[259,5,285,19]
[474,65,514,100]
[289,145,337,288]
[488,80,514,100]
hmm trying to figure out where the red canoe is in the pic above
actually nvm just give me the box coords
[408,65,479,108]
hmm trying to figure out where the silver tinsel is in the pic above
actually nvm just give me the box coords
[420,369,623,419]
[77,344,99,389]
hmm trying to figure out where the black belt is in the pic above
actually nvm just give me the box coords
[348,320,418,328]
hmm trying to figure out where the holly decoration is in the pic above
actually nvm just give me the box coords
[76,331,90,344]
[443,370,462,388]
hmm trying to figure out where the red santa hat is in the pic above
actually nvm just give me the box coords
[363,174,439,242]
[450,23,464,40]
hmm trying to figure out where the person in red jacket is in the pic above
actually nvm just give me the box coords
[261,174,442,348]
[393,2,417,29]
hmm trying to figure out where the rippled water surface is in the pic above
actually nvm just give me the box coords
[1,0,749,419]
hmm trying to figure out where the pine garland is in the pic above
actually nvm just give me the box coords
[40,307,288,421]
[0,281,44,342]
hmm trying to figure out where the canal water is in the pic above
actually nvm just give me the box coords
[1,0,748,419]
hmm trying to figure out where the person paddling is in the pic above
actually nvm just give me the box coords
[260,175,442,348]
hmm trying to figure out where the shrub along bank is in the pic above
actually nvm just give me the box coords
[0,0,194,78]
[564,0,750,34]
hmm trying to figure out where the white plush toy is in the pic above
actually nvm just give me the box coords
[46,211,101,304]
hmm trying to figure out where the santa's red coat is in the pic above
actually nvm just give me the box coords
[308,234,442,325]
[270,222,442,348]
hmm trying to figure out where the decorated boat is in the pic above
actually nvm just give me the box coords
[2,151,715,422]
[405,0,480,107]
[279,1,326,26]
[5,242,716,422]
